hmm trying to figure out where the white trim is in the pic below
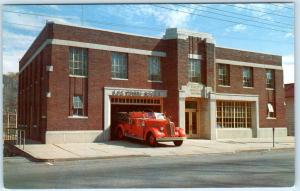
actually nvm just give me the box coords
[68,116,88,119]
[20,39,52,73]
[218,85,231,88]
[103,87,167,141]
[215,59,283,70]
[111,78,128,81]
[243,86,254,89]
[163,28,214,43]
[216,46,281,57]
[215,92,259,102]
[188,54,202,60]
[147,80,163,83]
[20,38,167,73]
[69,75,88,78]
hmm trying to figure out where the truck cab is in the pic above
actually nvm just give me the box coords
[114,112,186,147]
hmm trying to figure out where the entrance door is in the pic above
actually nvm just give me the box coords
[185,109,198,138]
[185,100,199,138]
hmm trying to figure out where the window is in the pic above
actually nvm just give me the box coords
[148,56,161,81]
[218,64,230,86]
[267,102,276,118]
[112,52,128,79]
[243,67,253,87]
[73,96,84,116]
[216,101,252,128]
[69,47,87,76]
[188,59,201,83]
[266,69,274,89]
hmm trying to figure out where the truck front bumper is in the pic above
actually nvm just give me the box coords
[156,137,186,142]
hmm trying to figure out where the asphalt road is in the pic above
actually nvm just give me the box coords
[4,150,294,188]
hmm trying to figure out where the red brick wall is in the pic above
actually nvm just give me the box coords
[215,62,285,128]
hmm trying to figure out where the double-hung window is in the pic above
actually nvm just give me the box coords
[69,47,88,77]
[148,56,161,81]
[243,67,253,87]
[218,64,230,86]
[73,95,84,116]
[112,52,128,79]
[188,59,201,83]
[266,69,274,89]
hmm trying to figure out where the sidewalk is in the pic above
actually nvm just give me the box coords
[13,137,295,162]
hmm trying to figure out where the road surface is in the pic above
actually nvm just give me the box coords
[4,150,294,188]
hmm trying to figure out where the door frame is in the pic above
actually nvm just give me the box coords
[185,99,200,138]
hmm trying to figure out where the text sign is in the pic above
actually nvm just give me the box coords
[112,90,164,97]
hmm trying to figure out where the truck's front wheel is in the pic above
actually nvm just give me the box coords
[173,140,183,146]
[147,133,157,147]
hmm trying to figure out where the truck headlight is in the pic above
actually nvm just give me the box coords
[160,127,164,132]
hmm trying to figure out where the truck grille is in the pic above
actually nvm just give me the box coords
[167,122,175,136]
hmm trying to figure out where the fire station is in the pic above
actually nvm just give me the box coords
[18,22,287,143]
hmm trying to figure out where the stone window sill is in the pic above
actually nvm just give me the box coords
[68,116,88,119]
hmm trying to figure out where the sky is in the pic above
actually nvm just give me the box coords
[2,3,295,83]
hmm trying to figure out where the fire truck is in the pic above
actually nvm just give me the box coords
[114,112,186,147]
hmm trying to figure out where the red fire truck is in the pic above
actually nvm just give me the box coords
[114,112,186,147]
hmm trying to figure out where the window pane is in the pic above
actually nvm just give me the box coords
[69,48,87,76]
[148,56,161,81]
[112,52,128,79]
[188,59,201,83]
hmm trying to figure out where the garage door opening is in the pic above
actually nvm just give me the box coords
[110,96,163,140]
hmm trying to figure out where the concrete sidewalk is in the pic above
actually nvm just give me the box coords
[14,137,295,162]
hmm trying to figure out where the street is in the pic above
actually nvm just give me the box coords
[4,150,294,188]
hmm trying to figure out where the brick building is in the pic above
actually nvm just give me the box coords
[285,83,294,136]
[18,22,287,143]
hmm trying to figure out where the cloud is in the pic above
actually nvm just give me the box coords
[131,4,201,28]
[49,5,61,10]
[225,24,247,33]
[283,64,294,84]
[282,53,294,83]
[282,54,294,65]
[232,24,247,32]
[284,32,294,38]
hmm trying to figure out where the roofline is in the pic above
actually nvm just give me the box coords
[216,45,282,57]
[48,21,163,40]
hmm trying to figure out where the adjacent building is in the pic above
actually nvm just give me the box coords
[18,22,287,143]
[285,83,294,136]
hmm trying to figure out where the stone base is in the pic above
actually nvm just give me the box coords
[45,130,104,144]
[257,127,287,138]
[216,128,253,139]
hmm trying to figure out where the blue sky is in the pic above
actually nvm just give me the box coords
[2,3,294,83]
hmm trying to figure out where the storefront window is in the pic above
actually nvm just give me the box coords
[69,47,88,77]
[216,101,252,128]
[148,56,161,81]
[188,59,201,83]
[112,52,128,79]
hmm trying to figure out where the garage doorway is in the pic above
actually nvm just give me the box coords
[110,96,163,140]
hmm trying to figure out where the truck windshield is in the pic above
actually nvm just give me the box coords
[145,112,166,120]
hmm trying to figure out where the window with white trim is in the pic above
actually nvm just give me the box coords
[69,47,88,76]
[266,69,274,89]
[218,64,230,86]
[148,56,161,81]
[267,102,276,118]
[73,95,84,116]
[188,59,201,83]
[112,52,128,79]
[216,101,252,128]
[243,67,253,87]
